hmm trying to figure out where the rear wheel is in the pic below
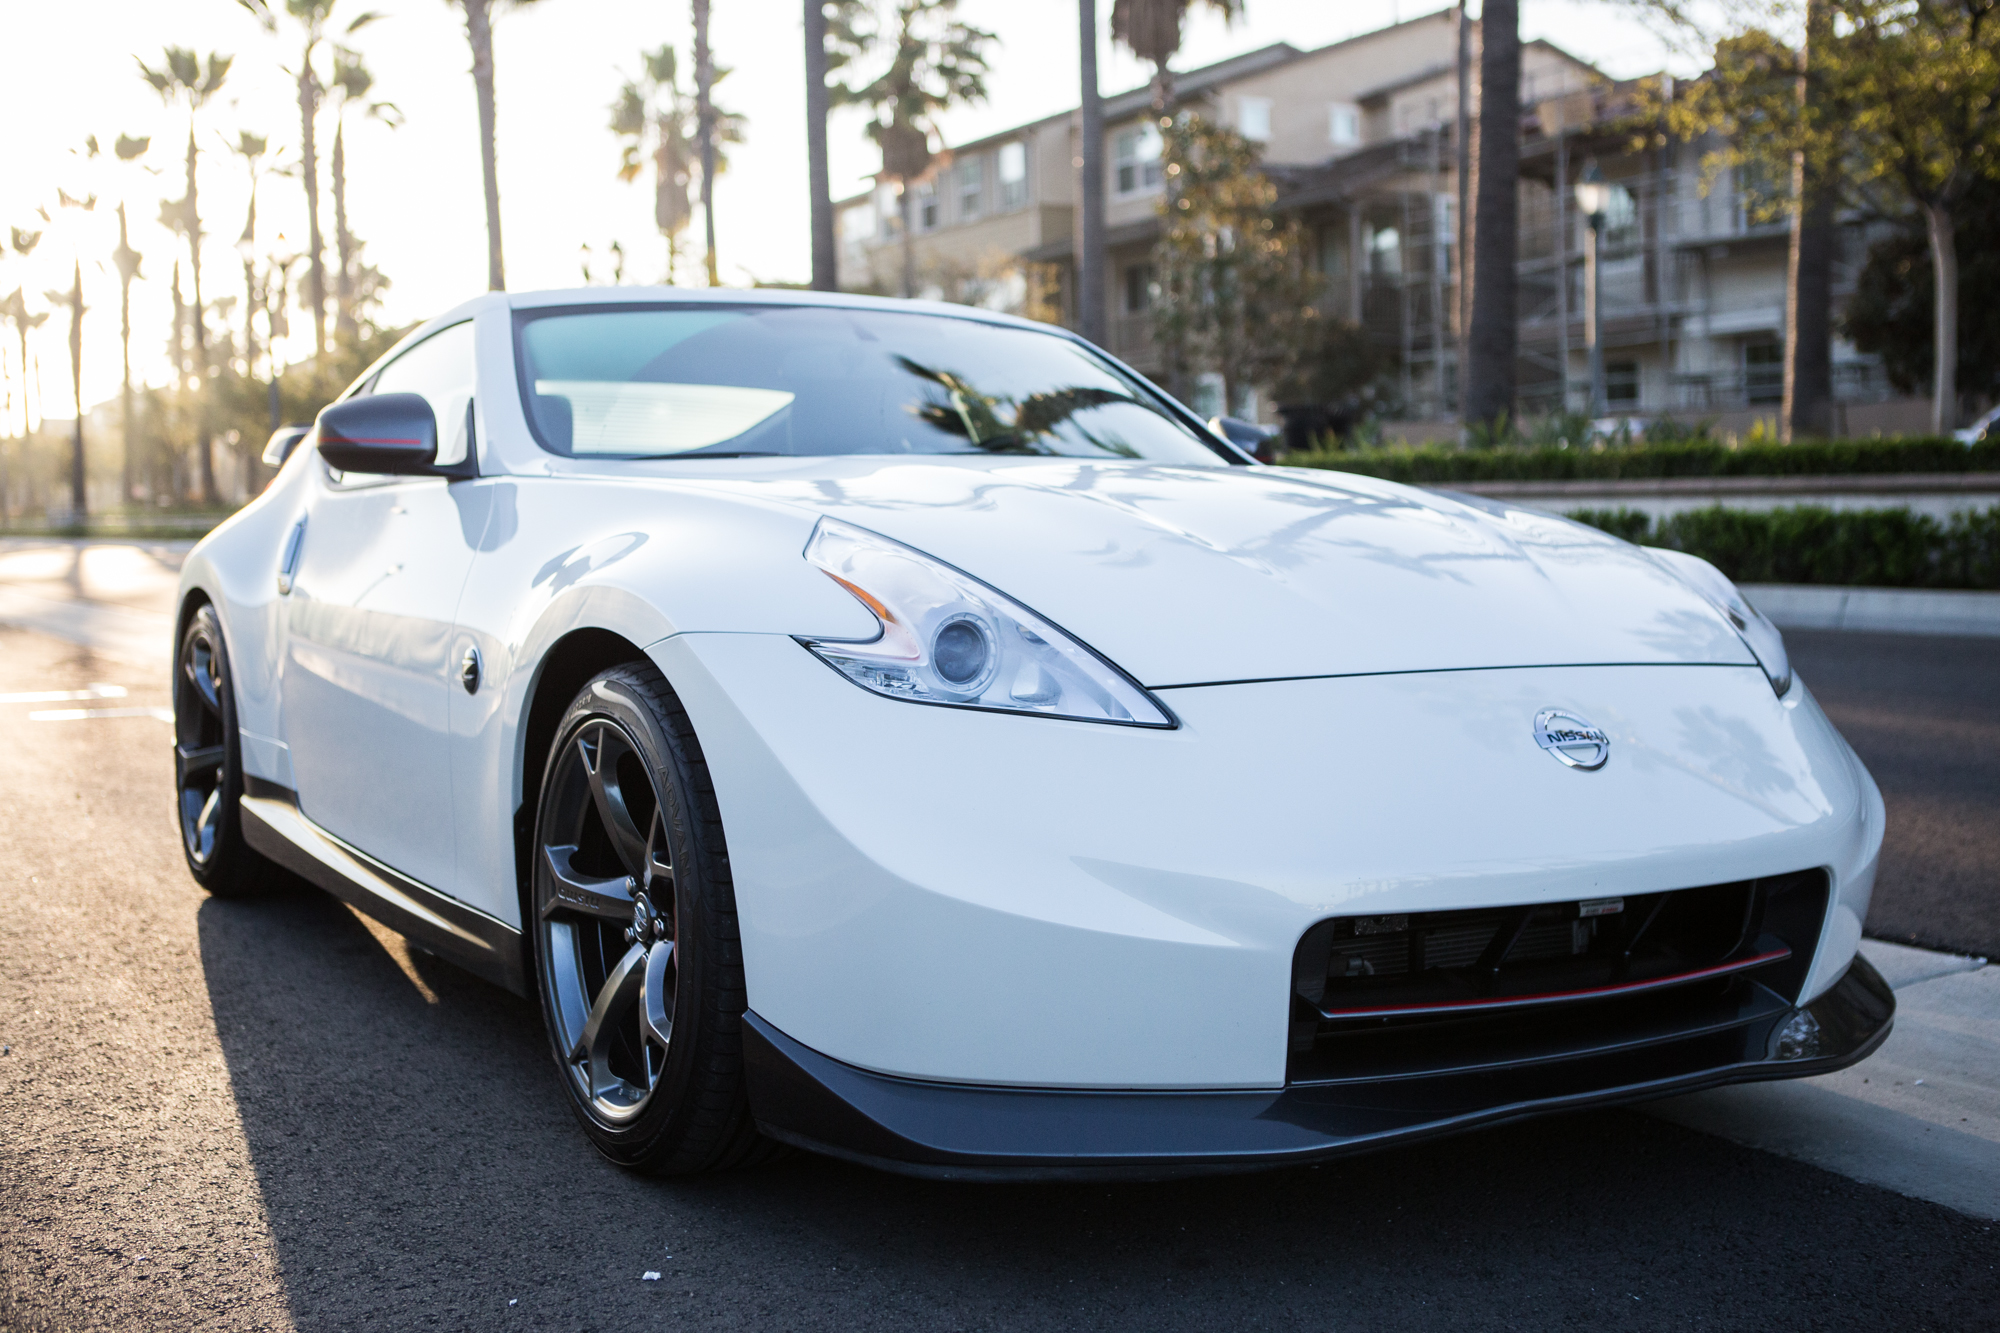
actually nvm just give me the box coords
[174,603,272,896]
[530,662,770,1174]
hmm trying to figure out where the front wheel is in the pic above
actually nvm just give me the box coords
[530,663,770,1174]
[174,602,273,897]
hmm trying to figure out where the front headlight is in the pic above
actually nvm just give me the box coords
[1646,546,1792,696]
[797,517,1175,727]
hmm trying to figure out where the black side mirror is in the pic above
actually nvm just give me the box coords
[316,393,440,475]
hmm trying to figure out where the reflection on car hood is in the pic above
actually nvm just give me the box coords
[700,457,1755,687]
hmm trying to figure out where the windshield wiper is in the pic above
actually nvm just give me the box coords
[633,450,783,460]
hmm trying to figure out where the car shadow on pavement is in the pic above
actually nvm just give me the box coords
[198,879,2000,1333]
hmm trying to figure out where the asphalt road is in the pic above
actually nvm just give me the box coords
[1789,629,2000,959]
[2,622,1998,1332]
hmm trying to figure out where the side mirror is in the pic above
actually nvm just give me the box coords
[260,424,314,469]
[316,393,440,475]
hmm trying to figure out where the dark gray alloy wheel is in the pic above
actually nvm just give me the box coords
[531,663,773,1174]
[174,603,270,896]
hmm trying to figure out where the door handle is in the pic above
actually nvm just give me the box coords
[460,645,482,694]
[276,518,307,595]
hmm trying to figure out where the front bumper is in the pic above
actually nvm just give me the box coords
[743,955,1895,1180]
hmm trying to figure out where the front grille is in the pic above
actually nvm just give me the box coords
[1288,869,1829,1083]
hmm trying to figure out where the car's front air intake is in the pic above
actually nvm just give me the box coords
[1288,870,1829,1083]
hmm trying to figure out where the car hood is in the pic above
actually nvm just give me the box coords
[688,456,1755,687]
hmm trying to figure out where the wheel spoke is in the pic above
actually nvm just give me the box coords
[184,643,222,716]
[540,844,638,922]
[193,786,223,859]
[641,940,675,1048]
[177,743,226,778]
[577,725,651,878]
[641,808,674,906]
[570,942,647,1099]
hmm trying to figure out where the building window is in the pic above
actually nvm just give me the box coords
[1237,96,1272,142]
[998,140,1028,208]
[956,155,982,221]
[1745,342,1784,404]
[1114,122,1163,195]
[1318,227,1348,278]
[1328,103,1361,147]
[1370,224,1401,277]
[1606,360,1640,406]
[916,180,938,231]
[1123,263,1156,314]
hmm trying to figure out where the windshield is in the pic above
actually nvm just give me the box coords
[513,304,1235,464]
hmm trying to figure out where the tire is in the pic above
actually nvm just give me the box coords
[530,662,773,1174]
[173,602,273,897]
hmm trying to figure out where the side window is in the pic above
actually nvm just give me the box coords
[370,320,478,467]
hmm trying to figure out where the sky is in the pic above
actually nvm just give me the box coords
[0,0,1697,426]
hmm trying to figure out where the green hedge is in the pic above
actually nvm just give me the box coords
[1287,436,2000,483]
[1566,504,2000,589]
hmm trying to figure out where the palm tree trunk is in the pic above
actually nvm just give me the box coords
[117,203,135,506]
[1783,192,1834,440]
[694,0,719,287]
[68,263,85,520]
[297,60,328,356]
[1924,198,1959,433]
[806,0,836,291]
[464,0,508,291]
[333,120,358,344]
[1077,0,1108,346]
[1464,0,1519,432]
[184,127,216,506]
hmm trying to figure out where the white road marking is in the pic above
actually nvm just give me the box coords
[0,684,128,704]
[29,706,173,723]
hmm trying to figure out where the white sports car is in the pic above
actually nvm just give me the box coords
[174,288,1893,1178]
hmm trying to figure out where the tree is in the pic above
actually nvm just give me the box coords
[1078,0,1107,344]
[329,46,400,341]
[112,133,149,502]
[611,45,743,284]
[833,0,996,299]
[1657,9,1850,440]
[1109,0,1243,111]
[138,46,231,503]
[1150,115,1322,414]
[1836,0,2000,431]
[1843,174,2000,404]
[447,0,547,292]
[238,2,383,356]
[1463,0,1519,432]
[806,0,871,291]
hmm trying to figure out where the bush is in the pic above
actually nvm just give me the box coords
[1565,504,2000,589]
[1287,435,2000,483]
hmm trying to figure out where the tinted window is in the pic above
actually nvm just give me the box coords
[513,305,1231,464]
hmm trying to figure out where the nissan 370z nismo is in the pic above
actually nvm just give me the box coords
[173,289,1893,1177]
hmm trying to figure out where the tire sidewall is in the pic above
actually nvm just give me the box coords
[175,603,249,889]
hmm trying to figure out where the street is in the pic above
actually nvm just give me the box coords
[1,542,1996,1330]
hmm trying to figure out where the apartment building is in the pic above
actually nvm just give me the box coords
[834,8,1908,430]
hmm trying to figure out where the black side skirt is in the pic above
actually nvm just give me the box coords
[238,779,528,996]
[743,957,1894,1181]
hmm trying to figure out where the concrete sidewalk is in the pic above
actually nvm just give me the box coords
[1649,940,1999,1221]
[1746,583,2000,637]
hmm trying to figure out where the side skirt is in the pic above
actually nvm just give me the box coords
[239,778,528,996]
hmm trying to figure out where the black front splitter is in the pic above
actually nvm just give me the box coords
[742,955,1895,1181]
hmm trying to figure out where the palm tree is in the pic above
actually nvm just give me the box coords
[138,46,230,502]
[834,0,996,299]
[1463,0,1519,433]
[1078,0,1106,344]
[449,0,547,292]
[1109,0,1242,112]
[112,134,149,503]
[230,132,267,370]
[611,45,742,284]
[806,2,871,292]
[328,47,400,342]
[238,2,381,355]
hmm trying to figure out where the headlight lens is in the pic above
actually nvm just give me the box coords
[798,517,1175,727]
[1646,546,1792,696]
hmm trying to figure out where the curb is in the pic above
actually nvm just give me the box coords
[1743,584,2000,638]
